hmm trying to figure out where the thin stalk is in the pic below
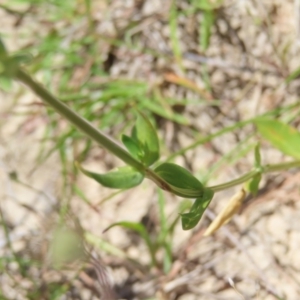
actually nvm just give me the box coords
[16,68,144,172]
[208,169,258,192]
[208,159,300,192]
[264,160,300,172]
[12,68,300,197]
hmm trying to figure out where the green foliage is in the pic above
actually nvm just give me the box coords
[122,134,142,160]
[76,163,144,189]
[248,174,261,196]
[255,118,300,160]
[180,188,214,230]
[154,162,204,198]
[131,111,160,166]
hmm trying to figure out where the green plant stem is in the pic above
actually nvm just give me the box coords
[16,68,145,172]
[208,159,300,192]
[13,68,300,197]
[264,160,300,172]
[208,170,258,192]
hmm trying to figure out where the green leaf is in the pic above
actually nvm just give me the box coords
[121,134,142,160]
[76,163,144,189]
[248,173,261,196]
[255,119,300,159]
[131,111,159,166]
[154,162,204,198]
[104,221,156,265]
[180,188,214,230]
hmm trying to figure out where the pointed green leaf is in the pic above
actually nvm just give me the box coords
[121,134,142,160]
[76,163,144,189]
[131,112,159,166]
[255,119,300,159]
[248,173,261,196]
[154,162,204,198]
[104,221,156,265]
[181,188,214,230]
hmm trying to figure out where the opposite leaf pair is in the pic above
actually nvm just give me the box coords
[77,112,213,230]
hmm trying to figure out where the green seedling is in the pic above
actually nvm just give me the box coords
[3,37,300,234]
